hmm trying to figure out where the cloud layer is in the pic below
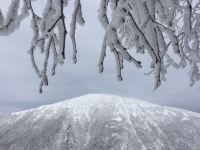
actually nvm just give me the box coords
[0,0,200,115]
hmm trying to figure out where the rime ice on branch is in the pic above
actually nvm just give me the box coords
[0,0,200,92]
[98,0,200,89]
[0,0,84,93]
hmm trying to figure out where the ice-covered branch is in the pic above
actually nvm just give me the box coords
[0,0,85,92]
[1,0,200,92]
[70,0,85,63]
[0,0,22,36]
[98,0,200,89]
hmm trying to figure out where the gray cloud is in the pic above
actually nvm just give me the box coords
[0,0,200,115]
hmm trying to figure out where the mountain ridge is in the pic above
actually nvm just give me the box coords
[0,94,200,150]
[9,94,200,117]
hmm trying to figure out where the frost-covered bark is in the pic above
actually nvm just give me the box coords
[98,0,200,89]
[0,0,84,92]
[1,0,200,92]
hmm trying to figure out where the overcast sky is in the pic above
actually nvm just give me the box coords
[0,0,200,115]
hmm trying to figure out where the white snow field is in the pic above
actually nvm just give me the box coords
[0,94,200,150]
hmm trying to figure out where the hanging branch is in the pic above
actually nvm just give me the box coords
[98,0,200,89]
[1,0,200,92]
[0,0,85,93]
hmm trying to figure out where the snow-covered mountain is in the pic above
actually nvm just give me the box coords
[0,94,200,150]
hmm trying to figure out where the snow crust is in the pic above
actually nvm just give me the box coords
[0,94,200,150]
[10,94,200,122]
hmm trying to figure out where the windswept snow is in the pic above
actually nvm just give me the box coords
[0,94,200,150]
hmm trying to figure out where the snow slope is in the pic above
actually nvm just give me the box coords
[0,94,200,150]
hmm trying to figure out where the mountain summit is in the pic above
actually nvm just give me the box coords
[0,94,200,150]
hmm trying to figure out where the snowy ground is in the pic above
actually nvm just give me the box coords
[0,94,200,150]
